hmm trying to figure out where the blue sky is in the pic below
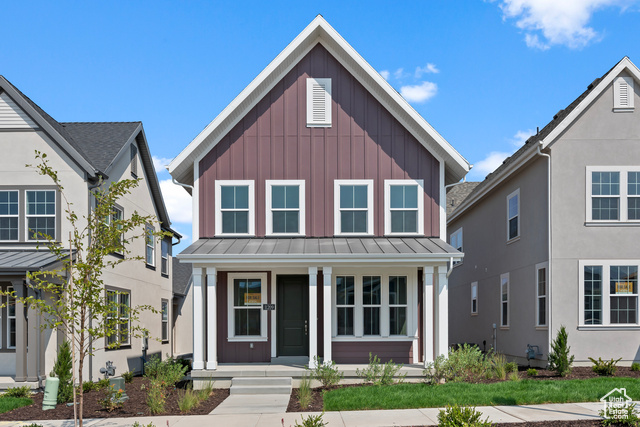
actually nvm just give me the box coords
[2,1,640,250]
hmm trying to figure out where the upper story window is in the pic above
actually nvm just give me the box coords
[26,190,56,241]
[384,180,424,235]
[614,76,634,112]
[0,191,18,241]
[130,144,138,178]
[266,180,305,236]
[334,180,373,235]
[450,227,463,265]
[161,239,169,276]
[306,78,331,127]
[145,224,155,267]
[587,167,640,223]
[215,181,255,236]
[506,189,520,241]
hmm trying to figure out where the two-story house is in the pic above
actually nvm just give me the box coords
[448,57,640,366]
[168,16,470,384]
[0,76,182,386]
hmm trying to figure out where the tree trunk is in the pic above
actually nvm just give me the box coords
[78,353,84,427]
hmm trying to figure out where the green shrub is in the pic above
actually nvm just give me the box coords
[437,405,493,427]
[424,354,448,384]
[298,374,312,409]
[96,378,110,390]
[52,341,73,403]
[197,380,214,402]
[491,353,507,380]
[4,386,31,398]
[424,344,494,384]
[356,353,406,386]
[146,379,166,415]
[174,358,192,372]
[144,355,188,387]
[508,372,520,382]
[99,384,124,412]
[132,422,155,427]
[527,368,538,377]
[23,424,43,427]
[82,381,96,393]
[631,363,640,372]
[548,325,574,377]
[122,371,134,384]
[306,357,343,388]
[294,412,328,427]
[505,362,518,373]
[600,402,640,426]
[177,388,199,413]
[589,357,622,376]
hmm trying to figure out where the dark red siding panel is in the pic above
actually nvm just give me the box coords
[199,44,440,238]
[332,341,413,364]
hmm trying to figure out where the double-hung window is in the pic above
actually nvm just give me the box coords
[145,224,155,267]
[112,206,124,253]
[216,181,255,236]
[26,190,56,240]
[106,289,130,347]
[470,282,478,315]
[7,286,15,349]
[0,191,18,241]
[334,180,373,235]
[384,180,424,235]
[580,262,639,326]
[450,227,463,265]
[362,276,381,336]
[228,273,267,340]
[389,276,408,335]
[536,264,547,327]
[500,273,509,328]
[587,167,640,222]
[506,189,520,241]
[161,299,169,342]
[161,240,169,276]
[266,180,305,235]
[336,276,355,336]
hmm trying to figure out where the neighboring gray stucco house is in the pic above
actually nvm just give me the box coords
[447,57,640,366]
[0,76,183,386]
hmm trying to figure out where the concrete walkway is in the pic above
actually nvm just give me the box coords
[0,402,606,426]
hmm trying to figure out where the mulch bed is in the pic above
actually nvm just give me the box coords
[0,377,229,421]
[494,422,601,426]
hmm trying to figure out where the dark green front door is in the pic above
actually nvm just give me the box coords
[277,275,309,356]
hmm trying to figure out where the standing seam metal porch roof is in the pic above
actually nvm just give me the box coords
[0,250,67,272]
[180,237,459,257]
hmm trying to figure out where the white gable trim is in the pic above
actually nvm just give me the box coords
[169,16,469,185]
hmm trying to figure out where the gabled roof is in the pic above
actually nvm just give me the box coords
[448,56,640,223]
[169,15,470,186]
[172,257,192,297]
[0,76,178,235]
[446,182,480,217]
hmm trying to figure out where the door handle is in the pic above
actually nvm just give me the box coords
[305,320,308,335]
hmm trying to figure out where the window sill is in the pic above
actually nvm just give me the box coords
[105,345,131,351]
[584,221,640,227]
[535,326,548,330]
[613,107,634,113]
[161,273,169,279]
[215,234,256,238]
[266,233,306,237]
[146,264,156,271]
[500,326,510,330]
[331,336,416,342]
[334,233,375,237]
[471,313,478,317]
[578,325,640,331]
[506,236,520,245]
[110,252,124,259]
[227,336,268,342]
[384,233,423,237]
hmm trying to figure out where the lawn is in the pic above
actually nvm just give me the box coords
[324,377,640,411]
[0,396,33,414]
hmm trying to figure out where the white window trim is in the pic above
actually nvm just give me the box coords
[500,273,509,328]
[331,268,417,341]
[614,76,634,112]
[7,286,14,349]
[215,180,255,237]
[306,78,332,127]
[25,189,56,242]
[535,262,548,327]
[471,281,478,315]
[383,179,424,236]
[578,260,639,327]
[145,224,155,267]
[112,205,124,255]
[161,240,169,275]
[362,276,382,336]
[0,190,19,243]
[586,166,640,224]
[106,288,131,347]
[227,272,268,342]
[506,189,520,242]
[161,299,169,342]
[334,179,374,236]
[450,227,463,266]
[265,180,305,236]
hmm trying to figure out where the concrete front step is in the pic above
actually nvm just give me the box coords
[229,376,292,395]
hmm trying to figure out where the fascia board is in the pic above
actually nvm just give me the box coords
[177,253,463,265]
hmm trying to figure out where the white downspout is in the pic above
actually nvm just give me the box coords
[536,142,552,358]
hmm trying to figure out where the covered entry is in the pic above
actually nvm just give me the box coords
[276,275,309,357]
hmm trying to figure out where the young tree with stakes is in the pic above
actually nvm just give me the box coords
[1,151,170,427]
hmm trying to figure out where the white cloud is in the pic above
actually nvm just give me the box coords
[152,156,173,173]
[393,68,406,80]
[159,178,192,224]
[471,151,513,179]
[400,81,438,103]
[496,0,635,49]
[415,63,440,78]
[511,129,535,147]
[379,70,390,80]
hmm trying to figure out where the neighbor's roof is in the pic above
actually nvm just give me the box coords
[448,56,640,223]
[169,15,470,186]
[446,182,480,217]
[172,257,192,297]
[0,250,65,273]
[179,237,460,264]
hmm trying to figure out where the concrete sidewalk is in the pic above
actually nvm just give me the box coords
[0,402,605,426]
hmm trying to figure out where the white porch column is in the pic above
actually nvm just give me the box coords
[322,267,332,364]
[435,266,449,357]
[192,267,205,370]
[423,266,434,366]
[308,267,318,368]
[206,267,217,370]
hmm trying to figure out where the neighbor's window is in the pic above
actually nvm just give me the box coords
[334,180,373,235]
[336,276,355,336]
[536,267,547,327]
[161,239,169,276]
[591,171,620,221]
[385,180,423,235]
[130,144,138,178]
[266,180,305,235]
[450,227,463,265]
[106,289,130,347]
[500,273,509,327]
[610,265,638,324]
[26,190,56,240]
[145,224,155,267]
[584,265,603,325]
[506,189,520,241]
[0,191,18,241]
[161,299,169,342]
[389,276,408,335]
[362,276,381,336]
[471,282,478,315]
[216,181,255,235]
[7,286,16,349]
[588,168,640,222]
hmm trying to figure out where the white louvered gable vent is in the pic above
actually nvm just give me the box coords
[306,78,331,127]
[614,76,634,112]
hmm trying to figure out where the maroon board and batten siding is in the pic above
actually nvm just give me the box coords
[199,44,441,238]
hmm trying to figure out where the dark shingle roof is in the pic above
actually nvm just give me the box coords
[172,258,192,297]
[61,122,140,171]
[446,182,480,217]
